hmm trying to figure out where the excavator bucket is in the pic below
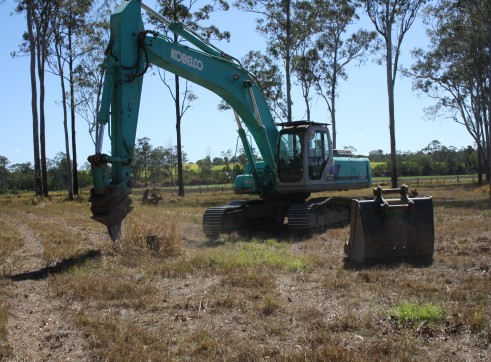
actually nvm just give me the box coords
[346,185,434,264]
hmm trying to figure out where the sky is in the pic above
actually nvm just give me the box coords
[0,0,476,168]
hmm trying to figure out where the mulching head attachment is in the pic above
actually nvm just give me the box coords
[346,185,434,264]
[90,187,133,241]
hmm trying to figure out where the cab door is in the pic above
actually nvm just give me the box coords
[307,130,330,181]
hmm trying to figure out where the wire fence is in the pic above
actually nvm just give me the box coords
[143,174,480,195]
[373,175,478,187]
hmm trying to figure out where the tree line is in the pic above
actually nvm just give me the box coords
[369,140,478,177]
[0,139,478,193]
[0,153,92,194]
[11,0,491,199]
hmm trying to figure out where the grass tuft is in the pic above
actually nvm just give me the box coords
[468,306,487,333]
[260,294,283,316]
[391,301,445,323]
[190,330,219,355]
[121,213,184,257]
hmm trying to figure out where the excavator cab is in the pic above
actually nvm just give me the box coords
[274,121,370,195]
[233,121,370,196]
[276,122,331,184]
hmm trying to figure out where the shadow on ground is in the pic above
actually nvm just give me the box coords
[6,249,101,281]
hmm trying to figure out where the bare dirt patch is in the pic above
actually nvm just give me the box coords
[0,210,95,361]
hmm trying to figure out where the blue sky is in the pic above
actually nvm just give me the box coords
[0,0,475,167]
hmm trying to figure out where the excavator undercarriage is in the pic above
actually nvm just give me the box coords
[202,196,353,237]
[203,185,435,264]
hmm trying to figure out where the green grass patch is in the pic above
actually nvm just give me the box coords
[391,301,445,323]
[159,239,310,276]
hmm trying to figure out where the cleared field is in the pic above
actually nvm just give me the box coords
[0,184,490,361]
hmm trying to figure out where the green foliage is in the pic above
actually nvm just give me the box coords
[368,141,478,177]
[408,0,490,172]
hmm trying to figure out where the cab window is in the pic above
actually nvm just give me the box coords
[278,133,304,182]
[307,131,329,180]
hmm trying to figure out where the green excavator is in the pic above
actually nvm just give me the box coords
[89,0,434,263]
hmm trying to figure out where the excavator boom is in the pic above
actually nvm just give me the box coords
[89,0,280,238]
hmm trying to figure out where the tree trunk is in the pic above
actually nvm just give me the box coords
[69,20,79,195]
[27,3,42,196]
[285,0,292,123]
[35,3,50,197]
[386,11,397,188]
[55,31,74,200]
[388,76,398,188]
[175,75,184,197]
[487,22,491,198]
[330,55,338,149]
[39,80,48,195]
[477,141,483,185]
[172,30,185,197]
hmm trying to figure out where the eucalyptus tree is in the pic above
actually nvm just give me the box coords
[15,0,58,196]
[241,50,287,120]
[467,0,491,194]
[50,7,74,199]
[0,156,9,191]
[21,1,42,195]
[292,47,318,122]
[135,137,152,186]
[151,0,230,197]
[147,146,165,184]
[58,0,94,196]
[74,1,117,148]
[48,0,93,199]
[162,143,186,186]
[309,0,375,149]
[408,0,490,187]
[362,0,426,188]
[235,0,319,123]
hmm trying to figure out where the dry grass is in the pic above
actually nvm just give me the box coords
[0,219,24,263]
[0,299,11,360]
[120,210,184,258]
[0,184,490,360]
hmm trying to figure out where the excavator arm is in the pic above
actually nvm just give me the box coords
[89,0,278,239]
